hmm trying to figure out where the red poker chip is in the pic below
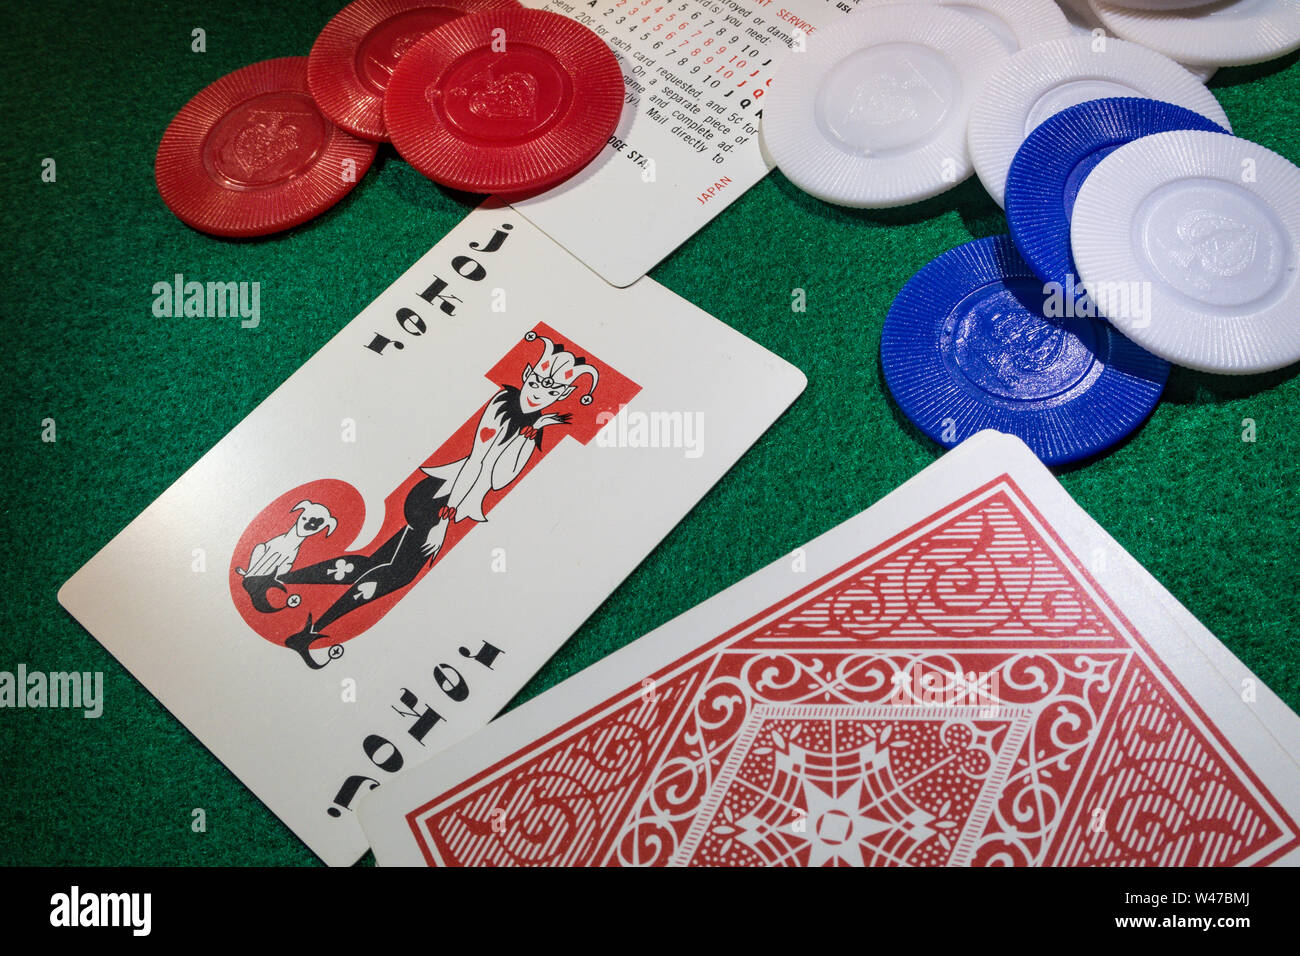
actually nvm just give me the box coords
[383,8,624,195]
[308,0,520,142]
[155,57,378,238]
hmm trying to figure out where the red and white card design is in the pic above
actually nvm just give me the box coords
[360,431,1300,866]
[57,203,805,866]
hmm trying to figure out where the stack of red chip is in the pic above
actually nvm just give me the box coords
[308,0,519,142]
[154,0,624,237]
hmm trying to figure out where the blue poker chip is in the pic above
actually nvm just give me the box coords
[881,235,1169,466]
[1005,97,1229,293]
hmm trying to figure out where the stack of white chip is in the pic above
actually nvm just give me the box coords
[760,1,1300,374]
[1054,0,1218,81]
[967,36,1231,206]
[1090,0,1300,69]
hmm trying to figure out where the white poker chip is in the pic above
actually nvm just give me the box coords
[866,0,1071,52]
[761,5,1009,208]
[967,36,1231,206]
[1055,0,1218,79]
[1071,130,1300,374]
[1091,0,1300,67]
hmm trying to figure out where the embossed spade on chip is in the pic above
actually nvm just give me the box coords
[1072,130,1300,374]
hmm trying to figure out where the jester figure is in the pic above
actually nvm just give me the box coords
[245,332,598,668]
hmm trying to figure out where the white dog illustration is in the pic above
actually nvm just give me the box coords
[237,501,338,579]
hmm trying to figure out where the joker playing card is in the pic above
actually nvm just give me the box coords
[360,431,1300,866]
[57,202,805,866]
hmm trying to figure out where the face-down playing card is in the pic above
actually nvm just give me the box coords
[57,201,806,866]
[360,431,1300,866]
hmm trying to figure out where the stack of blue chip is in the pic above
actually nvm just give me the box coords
[881,235,1169,466]
[1004,97,1231,295]
[879,96,1241,466]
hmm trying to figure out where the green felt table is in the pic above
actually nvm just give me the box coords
[1,1,1297,866]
